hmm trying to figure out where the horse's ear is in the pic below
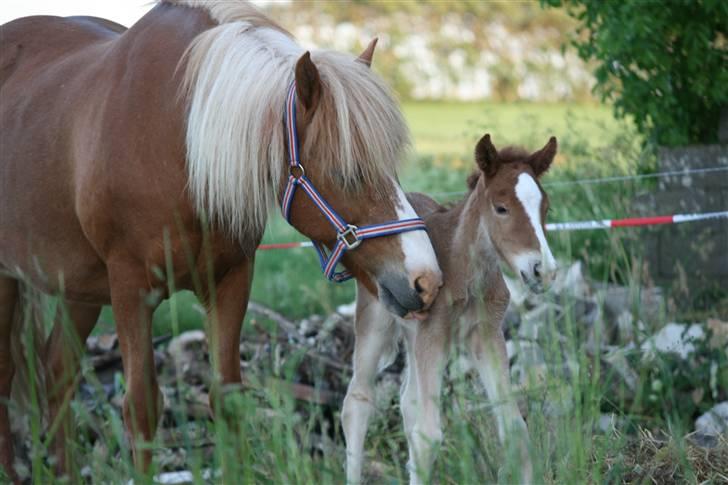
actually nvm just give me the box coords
[295,51,322,114]
[475,134,499,178]
[527,136,557,177]
[357,37,378,67]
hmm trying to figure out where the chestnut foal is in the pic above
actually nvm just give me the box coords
[342,134,558,484]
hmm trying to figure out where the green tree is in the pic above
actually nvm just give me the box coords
[543,0,728,147]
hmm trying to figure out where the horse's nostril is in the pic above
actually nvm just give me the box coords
[533,262,542,279]
[411,272,442,308]
[414,277,424,294]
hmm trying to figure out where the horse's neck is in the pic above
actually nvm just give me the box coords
[445,190,501,301]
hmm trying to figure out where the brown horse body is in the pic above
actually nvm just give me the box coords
[0,1,442,478]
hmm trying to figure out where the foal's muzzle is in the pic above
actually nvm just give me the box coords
[518,258,556,294]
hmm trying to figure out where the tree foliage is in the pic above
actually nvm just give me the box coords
[543,0,728,146]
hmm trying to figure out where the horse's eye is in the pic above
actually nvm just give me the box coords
[495,205,508,215]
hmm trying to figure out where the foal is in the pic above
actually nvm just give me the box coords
[342,134,558,484]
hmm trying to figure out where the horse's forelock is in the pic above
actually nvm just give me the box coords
[304,51,409,193]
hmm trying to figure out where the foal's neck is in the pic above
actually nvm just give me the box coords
[447,187,501,299]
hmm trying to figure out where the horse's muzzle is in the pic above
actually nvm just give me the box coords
[377,273,428,318]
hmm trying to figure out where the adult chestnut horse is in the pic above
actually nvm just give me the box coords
[0,0,442,478]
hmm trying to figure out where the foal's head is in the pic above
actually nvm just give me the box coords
[285,44,442,317]
[468,134,558,292]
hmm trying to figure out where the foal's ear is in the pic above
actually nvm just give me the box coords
[527,136,557,177]
[295,52,322,114]
[475,133,500,178]
[356,37,378,67]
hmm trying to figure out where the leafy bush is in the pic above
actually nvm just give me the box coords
[543,0,728,147]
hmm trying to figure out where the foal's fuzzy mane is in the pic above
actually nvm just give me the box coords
[165,0,410,239]
[466,146,531,191]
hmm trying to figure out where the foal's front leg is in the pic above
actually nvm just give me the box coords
[405,321,448,485]
[468,322,532,483]
[342,295,396,484]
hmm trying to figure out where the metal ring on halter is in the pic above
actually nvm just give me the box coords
[337,224,361,250]
[290,163,305,180]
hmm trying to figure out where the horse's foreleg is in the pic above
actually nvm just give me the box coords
[342,297,396,484]
[0,276,18,482]
[108,263,162,472]
[44,301,100,479]
[468,325,532,483]
[204,259,253,419]
[407,324,447,485]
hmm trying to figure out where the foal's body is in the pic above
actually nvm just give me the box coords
[343,135,559,484]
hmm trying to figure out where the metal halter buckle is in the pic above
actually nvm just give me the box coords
[290,163,305,180]
[337,225,361,250]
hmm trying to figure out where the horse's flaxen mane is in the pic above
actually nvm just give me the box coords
[169,0,410,240]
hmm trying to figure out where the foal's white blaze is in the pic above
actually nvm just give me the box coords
[393,182,441,280]
[514,173,557,274]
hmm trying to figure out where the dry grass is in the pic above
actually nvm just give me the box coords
[601,428,728,484]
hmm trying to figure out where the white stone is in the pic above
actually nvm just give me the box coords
[641,323,705,360]
[336,301,357,318]
[695,401,728,436]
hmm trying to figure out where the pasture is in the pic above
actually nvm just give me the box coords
[9,101,728,483]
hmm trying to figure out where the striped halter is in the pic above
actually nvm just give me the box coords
[280,81,427,282]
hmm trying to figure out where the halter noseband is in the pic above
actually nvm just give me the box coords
[281,81,427,283]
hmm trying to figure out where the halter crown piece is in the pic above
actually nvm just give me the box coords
[281,81,428,282]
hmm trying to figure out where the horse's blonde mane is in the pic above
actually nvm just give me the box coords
[168,0,410,240]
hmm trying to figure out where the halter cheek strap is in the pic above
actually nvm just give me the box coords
[281,81,427,283]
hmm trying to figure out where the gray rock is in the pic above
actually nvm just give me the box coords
[510,341,547,389]
[167,330,207,378]
[615,311,645,345]
[597,284,664,325]
[597,413,619,433]
[167,330,210,383]
[551,261,590,299]
[336,301,357,318]
[503,303,521,334]
[641,323,705,360]
[518,303,564,341]
[695,401,728,436]
[603,345,639,391]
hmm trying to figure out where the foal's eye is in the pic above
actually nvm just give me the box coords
[495,205,508,215]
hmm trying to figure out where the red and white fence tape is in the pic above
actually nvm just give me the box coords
[544,210,728,232]
[258,210,728,250]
